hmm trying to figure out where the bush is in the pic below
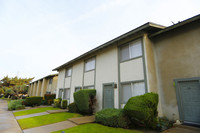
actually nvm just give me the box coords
[68,103,79,113]
[74,89,96,114]
[8,99,25,111]
[44,94,56,105]
[16,104,25,110]
[124,92,158,129]
[95,108,130,128]
[26,96,43,106]
[61,100,68,109]
[157,117,174,131]
[53,98,62,108]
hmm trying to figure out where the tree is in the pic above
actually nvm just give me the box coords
[0,76,34,99]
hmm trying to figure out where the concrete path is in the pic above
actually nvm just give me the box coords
[0,99,22,133]
[15,112,49,119]
[23,120,77,133]
[68,115,95,125]
[46,109,68,114]
[162,124,200,133]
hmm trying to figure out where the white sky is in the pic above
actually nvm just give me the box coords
[0,0,200,81]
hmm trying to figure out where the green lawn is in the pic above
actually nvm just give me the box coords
[18,112,82,129]
[14,107,60,116]
[52,123,142,133]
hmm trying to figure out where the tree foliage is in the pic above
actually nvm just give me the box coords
[0,76,34,99]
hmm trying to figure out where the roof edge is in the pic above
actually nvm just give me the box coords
[53,22,165,71]
[150,14,200,38]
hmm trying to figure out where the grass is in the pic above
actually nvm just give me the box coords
[18,112,82,129]
[52,123,142,133]
[14,107,61,116]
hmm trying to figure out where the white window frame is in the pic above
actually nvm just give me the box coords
[65,68,72,78]
[85,57,95,72]
[120,39,142,62]
[121,81,146,104]
[83,85,95,89]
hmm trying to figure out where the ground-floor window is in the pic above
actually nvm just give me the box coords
[75,86,81,92]
[121,81,145,104]
[58,88,63,98]
[63,88,70,103]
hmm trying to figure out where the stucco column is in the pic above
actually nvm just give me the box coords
[41,78,48,97]
[36,81,42,96]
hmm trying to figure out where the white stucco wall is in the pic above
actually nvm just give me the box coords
[84,71,95,86]
[64,77,71,88]
[95,46,119,111]
[120,57,144,82]
[70,62,84,102]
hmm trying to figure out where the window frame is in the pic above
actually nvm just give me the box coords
[83,85,95,89]
[65,68,72,78]
[120,39,143,62]
[63,88,70,102]
[120,80,146,104]
[75,86,82,92]
[84,57,96,72]
[49,78,53,84]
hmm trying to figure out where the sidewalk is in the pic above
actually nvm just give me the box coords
[0,99,22,133]
[23,120,77,133]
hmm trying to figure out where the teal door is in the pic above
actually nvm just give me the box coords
[177,80,200,124]
[103,84,114,109]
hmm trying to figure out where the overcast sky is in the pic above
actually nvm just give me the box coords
[0,0,199,81]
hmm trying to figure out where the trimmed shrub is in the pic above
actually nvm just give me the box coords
[74,89,96,114]
[26,96,43,106]
[68,103,79,113]
[95,108,130,128]
[15,104,25,110]
[61,100,68,109]
[53,98,61,108]
[124,92,158,129]
[157,117,174,131]
[44,94,56,105]
[8,99,25,111]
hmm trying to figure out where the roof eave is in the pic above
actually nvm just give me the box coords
[53,22,166,71]
[150,14,200,38]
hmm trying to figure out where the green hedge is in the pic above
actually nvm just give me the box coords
[8,99,25,111]
[95,108,130,128]
[124,92,158,129]
[53,98,62,108]
[61,100,68,109]
[26,96,43,106]
[68,103,79,113]
[44,94,56,105]
[74,89,96,114]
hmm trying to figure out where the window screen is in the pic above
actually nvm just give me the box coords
[121,84,132,103]
[120,45,129,62]
[65,68,72,77]
[85,58,95,71]
[120,39,142,62]
[63,88,70,100]
[129,40,142,58]
[121,81,145,104]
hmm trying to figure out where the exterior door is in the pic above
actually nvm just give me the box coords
[175,78,200,124]
[103,84,114,109]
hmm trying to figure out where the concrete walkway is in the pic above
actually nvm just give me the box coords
[0,99,22,133]
[15,112,49,119]
[68,115,95,125]
[162,124,200,133]
[23,120,77,133]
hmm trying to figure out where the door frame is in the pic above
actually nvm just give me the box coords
[102,82,115,109]
[174,77,200,122]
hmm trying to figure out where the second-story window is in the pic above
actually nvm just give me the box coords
[49,78,53,84]
[85,57,95,72]
[65,68,72,78]
[120,39,142,62]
